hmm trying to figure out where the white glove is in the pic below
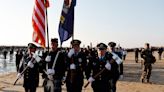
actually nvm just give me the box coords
[32,52,41,63]
[45,55,51,62]
[112,53,122,65]
[17,73,22,79]
[112,54,118,60]
[62,76,66,81]
[27,61,34,68]
[47,69,55,75]
[48,75,53,80]
[70,63,76,69]
[105,62,111,70]
[88,77,95,83]
[119,75,123,80]
[68,48,75,58]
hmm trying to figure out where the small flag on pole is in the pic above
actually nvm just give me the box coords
[58,0,76,45]
[32,0,50,48]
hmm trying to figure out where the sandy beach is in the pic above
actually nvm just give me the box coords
[0,52,164,92]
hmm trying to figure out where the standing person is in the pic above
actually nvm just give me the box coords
[43,38,66,92]
[17,43,41,92]
[158,47,163,60]
[135,48,139,63]
[107,42,123,92]
[3,50,7,60]
[9,48,14,61]
[122,49,127,60]
[66,39,87,92]
[140,43,156,83]
[86,43,113,92]
[15,49,23,72]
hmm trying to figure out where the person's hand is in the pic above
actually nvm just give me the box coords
[70,63,76,69]
[47,69,55,75]
[119,75,123,80]
[48,75,53,80]
[112,53,122,65]
[68,48,75,58]
[88,77,95,83]
[32,53,41,63]
[17,73,22,79]
[27,61,34,68]
[105,62,111,70]
[45,55,51,62]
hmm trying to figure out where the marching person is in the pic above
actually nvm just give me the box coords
[86,43,113,92]
[140,43,156,83]
[66,39,87,92]
[43,38,66,92]
[107,42,123,92]
[17,43,41,92]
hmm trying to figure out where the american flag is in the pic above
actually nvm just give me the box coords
[32,0,49,48]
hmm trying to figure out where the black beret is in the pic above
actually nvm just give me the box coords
[51,38,58,43]
[97,43,107,50]
[71,39,81,45]
[28,43,37,49]
[108,42,116,47]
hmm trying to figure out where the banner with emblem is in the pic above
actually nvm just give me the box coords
[58,0,76,45]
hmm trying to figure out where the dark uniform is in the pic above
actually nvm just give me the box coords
[15,49,23,72]
[135,48,139,63]
[158,47,163,60]
[108,42,122,92]
[18,43,39,92]
[140,43,156,83]
[66,40,87,92]
[86,43,114,92]
[42,38,66,92]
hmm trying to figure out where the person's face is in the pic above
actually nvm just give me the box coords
[28,48,36,54]
[51,42,58,50]
[72,44,80,52]
[108,46,115,52]
[98,49,106,56]
[144,44,149,49]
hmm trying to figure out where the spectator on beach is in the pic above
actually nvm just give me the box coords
[122,48,127,60]
[15,49,23,72]
[158,47,163,60]
[140,43,156,83]
[3,50,8,59]
[135,48,139,63]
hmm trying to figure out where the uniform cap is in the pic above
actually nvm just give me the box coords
[97,43,107,50]
[28,43,37,49]
[51,38,58,43]
[108,42,116,47]
[71,39,81,45]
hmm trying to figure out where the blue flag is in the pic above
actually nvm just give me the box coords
[58,0,76,45]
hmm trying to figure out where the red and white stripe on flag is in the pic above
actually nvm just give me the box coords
[32,0,49,48]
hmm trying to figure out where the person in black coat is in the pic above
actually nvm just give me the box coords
[17,43,40,92]
[43,38,66,92]
[66,39,87,92]
[86,43,113,92]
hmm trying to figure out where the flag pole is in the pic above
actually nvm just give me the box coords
[72,0,75,41]
[45,0,50,52]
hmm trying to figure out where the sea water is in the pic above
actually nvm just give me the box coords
[0,52,16,75]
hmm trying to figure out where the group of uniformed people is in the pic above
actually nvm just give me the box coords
[17,38,156,92]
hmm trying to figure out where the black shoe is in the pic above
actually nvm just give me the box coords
[140,78,144,83]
